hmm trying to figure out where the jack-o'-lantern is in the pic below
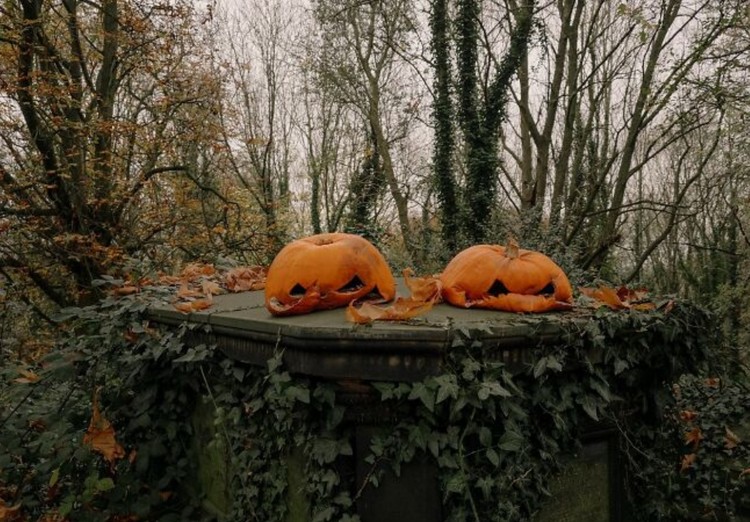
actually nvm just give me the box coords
[440,240,573,313]
[265,233,396,316]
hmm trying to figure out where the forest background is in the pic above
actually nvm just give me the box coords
[1,0,749,359]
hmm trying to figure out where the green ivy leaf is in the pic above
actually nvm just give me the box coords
[579,396,599,421]
[409,382,436,412]
[499,429,525,452]
[486,448,500,467]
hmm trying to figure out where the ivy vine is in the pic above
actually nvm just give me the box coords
[1,287,738,522]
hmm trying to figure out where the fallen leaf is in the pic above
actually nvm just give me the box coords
[176,283,204,299]
[224,266,267,292]
[13,368,41,384]
[0,500,21,521]
[83,388,125,468]
[704,377,720,388]
[180,263,215,280]
[113,285,139,296]
[157,274,183,285]
[725,427,741,450]
[402,268,442,303]
[173,299,212,313]
[346,297,435,324]
[579,286,629,309]
[202,280,222,297]
[679,410,697,422]
[123,330,139,344]
[681,453,696,473]
[684,427,703,449]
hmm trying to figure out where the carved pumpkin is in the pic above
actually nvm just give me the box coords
[265,233,396,316]
[440,241,573,313]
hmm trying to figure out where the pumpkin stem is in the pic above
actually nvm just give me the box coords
[506,237,520,259]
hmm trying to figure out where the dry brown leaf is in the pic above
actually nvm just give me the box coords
[403,268,442,303]
[0,500,21,522]
[346,297,435,324]
[112,285,139,296]
[202,280,222,297]
[173,299,212,313]
[157,274,183,285]
[176,283,204,299]
[705,377,721,388]
[180,263,215,280]
[725,427,741,450]
[679,410,697,422]
[579,286,629,309]
[13,368,41,384]
[83,388,125,468]
[681,453,697,473]
[684,427,703,450]
[581,284,659,311]
[224,266,267,292]
[123,330,139,344]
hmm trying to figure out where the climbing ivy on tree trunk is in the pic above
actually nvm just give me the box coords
[432,0,536,245]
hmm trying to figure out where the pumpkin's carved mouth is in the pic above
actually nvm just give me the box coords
[487,280,556,297]
[289,275,378,298]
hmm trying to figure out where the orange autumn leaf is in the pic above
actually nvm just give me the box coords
[224,266,267,292]
[176,283,204,299]
[202,280,222,297]
[180,262,215,280]
[0,500,21,522]
[346,298,435,324]
[579,286,629,309]
[83,388,125,468]
[704,377,721,388]
[403,268,442,303]
[173,299,212,313]
[112,285,139,296]
[14,368,41,384]
[679,410,698,422]
[157,274,183,286]
[581,284,658,311]
[681,453,697,473]
[685,427,703,449]
[123,329,139,344]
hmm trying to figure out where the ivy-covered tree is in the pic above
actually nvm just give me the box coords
[430,0,536,246]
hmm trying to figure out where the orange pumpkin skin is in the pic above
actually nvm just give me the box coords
[265,233,396,316]
[440,244,573,313]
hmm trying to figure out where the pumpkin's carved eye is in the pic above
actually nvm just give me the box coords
[290,283,306,297]
[339,275,365,293]
[539,283,555,296]
[487,280,509,296]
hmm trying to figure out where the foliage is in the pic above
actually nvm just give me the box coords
[0,285,205,521]
[625,375,750,520]
[1,279,731,521]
